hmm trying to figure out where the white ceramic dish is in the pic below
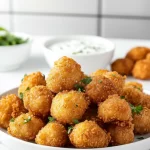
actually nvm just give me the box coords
[43,35,115,74]
[0,33,32,72]
[0,88,150,150]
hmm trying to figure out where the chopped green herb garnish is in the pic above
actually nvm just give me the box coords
[120,96,125,99]
[74,84,85,92]
[0,27,28,46]
[130,104,143,114]
[23,116,31,124]
[19,92,23,100]
[72,50,83,55]
[137,137,144,140]
[48,116,55,122]
[21,74,27,82]
[135,87,141,91]
[99,80,102,83]
[73,119,79,124]
[68,126,73,134]
[25,87,30,91]
[112,74,116,77]
[81,77,92,85]
[10,118,15,122]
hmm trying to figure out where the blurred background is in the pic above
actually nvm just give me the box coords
[0,0,150,39]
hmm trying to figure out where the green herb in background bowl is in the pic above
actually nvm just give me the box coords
[0,27,28,46]
[0,27,32,72]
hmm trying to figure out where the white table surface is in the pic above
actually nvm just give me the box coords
[0,37,150,150]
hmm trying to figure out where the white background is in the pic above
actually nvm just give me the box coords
[1,0,150,39]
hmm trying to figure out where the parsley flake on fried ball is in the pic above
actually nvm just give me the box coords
[18,72,46,98]
[133,107,150,134]
[24,86,53,118]
[0,94,26,129]
[8,113,44,141]
[85,76,117,104]
[98,95,132,123]
[46,56,84,93]
[50,90,90,124]
[35,122,68,147]
[69,120,110,148]
[126,46,150,61]
[107,123,134,146]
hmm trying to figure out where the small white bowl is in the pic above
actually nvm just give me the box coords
[0,32,32,72]
[43,35,115,74]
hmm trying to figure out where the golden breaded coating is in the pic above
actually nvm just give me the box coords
[90,69,109,76]
[123,86,143,106]
[46,56,84,93]
[133,107,150,134]
[146,53,150,61]
[0,94,26,129]
[126,46,150,61]
[125,81,143,92]
[18,72,46,97]
[107,123,134,146]
[8,113,44,141]
[123,86,150,109]
[51,90,89,124]
[35,122,68,147]
[24,86,53,118]
[104,71,126,95]
[98,95,132,123]
[132,59,150,80]
[111,58,134,75]
[69,120,110,148]
[85,76,117,104]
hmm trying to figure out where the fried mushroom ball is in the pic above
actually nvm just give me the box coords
[104,71,126,95]
[146,53,150,61]
[35,122,68,147]
[126,46,150,61]
[98,95,132,123]
[24,86,53,118]
[123,86,150,109]
[133,107,150,134]
[132,59,150,80]
[90,69,109,76]
[107,123,134,146]
[51,90,90,124]
[0,94,26,129]
[85,76,117,104]
[8,113,44,141]
[69,120,110,148]
[18,72,46,97]
[125,81,143,92]
[111,58,134,75]
[46,56,84,93]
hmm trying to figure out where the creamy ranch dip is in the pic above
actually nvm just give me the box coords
[48,40,106,55]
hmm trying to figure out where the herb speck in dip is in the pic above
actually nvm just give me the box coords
[49,40,106,55]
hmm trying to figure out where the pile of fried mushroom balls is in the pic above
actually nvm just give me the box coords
[111,46,150,80]
[1,56,150,148]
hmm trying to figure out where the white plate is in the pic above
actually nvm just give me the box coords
[0,88,150,150]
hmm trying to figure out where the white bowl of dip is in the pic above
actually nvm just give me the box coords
[43,35,115,74]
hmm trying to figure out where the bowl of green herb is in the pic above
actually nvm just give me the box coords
[0,27,32,71]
